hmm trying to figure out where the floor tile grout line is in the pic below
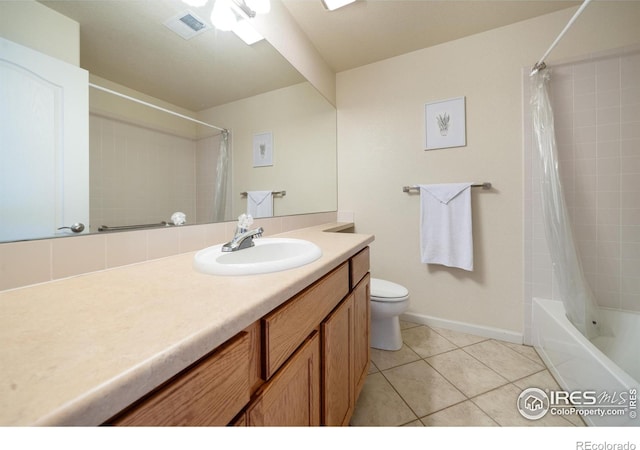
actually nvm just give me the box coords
[375,364,422,425]
[422,352,512,399]
[390,357,504,426]
[495,339,546,365]
[458,345,521,385]
[377,343,473,424]
[363,323,567,426]
[460,339,545,379]
[427,326,491,349]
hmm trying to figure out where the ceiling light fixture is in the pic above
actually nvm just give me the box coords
[232,20,264,45]
[245,0,271,15]
[321,0,356,11]
[181,0,208,7]
[211,0,237,31]
[209,0,269,44]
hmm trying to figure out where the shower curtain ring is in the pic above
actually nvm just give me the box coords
[530,61,547,76]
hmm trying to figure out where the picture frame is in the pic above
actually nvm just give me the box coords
[425,96,466,150]
[253,131,273,167]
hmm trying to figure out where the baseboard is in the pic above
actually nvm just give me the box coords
[400,312,523,345]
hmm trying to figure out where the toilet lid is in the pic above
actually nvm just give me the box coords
[370,278,409,301]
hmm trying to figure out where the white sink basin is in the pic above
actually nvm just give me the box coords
[193,238,322,276]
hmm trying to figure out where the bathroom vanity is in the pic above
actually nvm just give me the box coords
[0,223,373,426]
[110,247,370,426]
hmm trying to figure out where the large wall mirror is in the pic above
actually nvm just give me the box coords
[0,0,337,243]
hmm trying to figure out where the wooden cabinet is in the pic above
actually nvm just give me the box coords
[322,293,354,425]
[322,249,370,426]
[262,263,349,378]
[110,329,252,426]
[108,246,370,427]
[352,273,371,401]
[245,332,320,426]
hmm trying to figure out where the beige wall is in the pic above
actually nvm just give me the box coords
[0,0,79,65]
[199,82,337,219]
[337,3,640,337]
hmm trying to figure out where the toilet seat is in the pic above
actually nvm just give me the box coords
[371,278,409,303]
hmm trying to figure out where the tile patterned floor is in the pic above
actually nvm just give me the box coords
[350,320,585,427]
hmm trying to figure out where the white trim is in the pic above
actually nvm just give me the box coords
[401,312,523,345]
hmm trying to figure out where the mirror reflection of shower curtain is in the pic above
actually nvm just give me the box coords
[212,130,229,222]
[530,69,600,339]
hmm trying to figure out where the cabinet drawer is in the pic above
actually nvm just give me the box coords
[263,263,349,378]
[111,330,251,426]
[350,247,370,288]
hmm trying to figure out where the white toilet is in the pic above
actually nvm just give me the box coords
[370,278,410,351]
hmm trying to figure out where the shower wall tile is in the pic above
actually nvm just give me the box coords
[574,126,596,144]
[575,92,596,111]
[621,172,640,191]
[621,123,640,141]
[597,90,621,109]
[621,226,640,243]
[575,141,597,159]
[524,47,640,323]
[597,107,621,126]
[597,141,621,158]
[621,104,640,124]
[574,109,596,128]
[597,174,620,191]
[89,115,197,229]
[598,123,621,142]
[621,208,640,226]
[574,76,596,95]
[621,87,640,106]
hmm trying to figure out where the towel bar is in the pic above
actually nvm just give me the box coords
[240,190,286,197]
[98,221,169,232]
[402,182,491,193]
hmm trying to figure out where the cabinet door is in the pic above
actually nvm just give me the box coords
[353,274,370,399]
[322,294,354,426]
[247,332,320,426]
[111,331,251,426]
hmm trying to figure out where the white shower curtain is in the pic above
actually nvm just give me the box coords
[212,130,230,223]
[530,69,600,339]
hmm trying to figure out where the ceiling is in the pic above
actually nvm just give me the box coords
[283,0,579,73]
[38,0,580,111]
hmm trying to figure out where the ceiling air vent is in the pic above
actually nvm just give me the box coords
[164,10,211,40]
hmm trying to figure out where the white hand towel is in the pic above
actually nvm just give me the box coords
[247,191,273,218]
[419,183,473,271]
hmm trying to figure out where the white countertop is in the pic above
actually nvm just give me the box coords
[0,223,373,426]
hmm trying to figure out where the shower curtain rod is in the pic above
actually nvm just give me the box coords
[89,83,228,133]
[530,0,593,75]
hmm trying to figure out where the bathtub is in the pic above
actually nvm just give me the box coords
[532,298,639,426]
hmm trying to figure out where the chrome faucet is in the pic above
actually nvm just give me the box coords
[222,226,264,252]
